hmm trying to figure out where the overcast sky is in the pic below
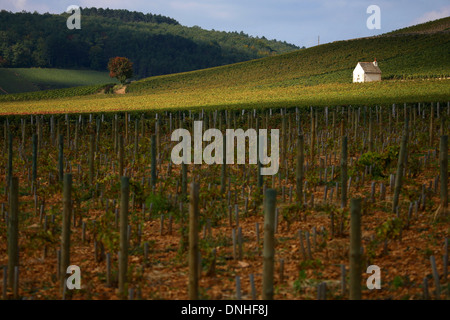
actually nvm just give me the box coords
[1,0,449,47]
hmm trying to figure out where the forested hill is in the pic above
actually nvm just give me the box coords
[0,9,300,78]
[80,7,180,25]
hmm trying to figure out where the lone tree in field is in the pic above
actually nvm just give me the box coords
[108,57,133,84]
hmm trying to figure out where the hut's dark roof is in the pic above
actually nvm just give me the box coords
[357,62,382,74]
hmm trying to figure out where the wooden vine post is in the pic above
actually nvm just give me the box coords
[189,182,200,300]
[7,177,19,288]
[281,111,286,165]
[435,135,448,220]
[341,136,348,208]
[32,133,37,182]
[125,112,129,142]
[296,134,304,205]
[310,111,316,163]
[262,188,276,300]
[429,103,434,146]
[256,117,263,189]
[89,133,95,185]
[392,133,408,212]
[118,135,124,177]
[60,174,72,294]
[349,198,362,300]
[368,109,374,153]
[221,134,227,194]
[151,134,157,188]
[182,162,188,197]
[7,133,13,188]
[58,135,64,182]
[119,176,129,298]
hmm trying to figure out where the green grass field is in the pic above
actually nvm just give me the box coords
[0,18,449,114]
[0,80,448,115]
[0,68,117,94]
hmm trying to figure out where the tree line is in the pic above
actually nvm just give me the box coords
[0,9,300,78]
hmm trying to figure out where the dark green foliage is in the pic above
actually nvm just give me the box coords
[376,217,403,242]
[96,209,120,254]
[356,146,399,178]
[144,193,176,221]
[392,275,405,289]
[293,270,308,294]
[0,10,299,78]
[81,7,179,25]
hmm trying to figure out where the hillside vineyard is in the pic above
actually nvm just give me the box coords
[0,104,448,300]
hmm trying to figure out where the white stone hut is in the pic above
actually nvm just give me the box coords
[353,59,381,83]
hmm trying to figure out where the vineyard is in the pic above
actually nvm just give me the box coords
[386,17,450,35]
[0,103,448,300]
[1,80,449,115]
[0,84,115,103]
[0,17,449,114]
[0,68,117,95]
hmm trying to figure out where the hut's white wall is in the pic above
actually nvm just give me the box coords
[353,64,365,83]
[364,73,381,82]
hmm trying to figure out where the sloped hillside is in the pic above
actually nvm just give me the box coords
[127,17,450,94]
